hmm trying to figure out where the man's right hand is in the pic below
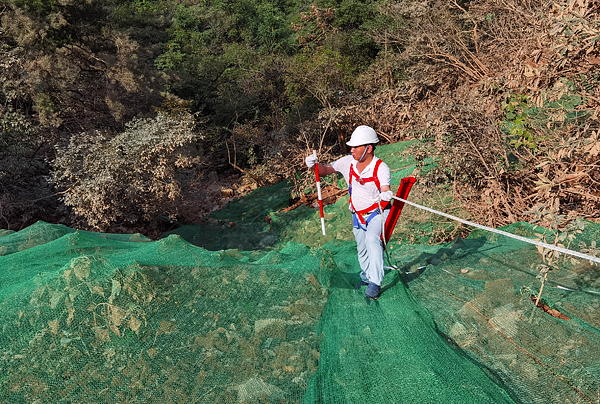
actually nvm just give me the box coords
[305,154,318,168]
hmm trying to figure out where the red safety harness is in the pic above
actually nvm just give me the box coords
[349,159,389,227]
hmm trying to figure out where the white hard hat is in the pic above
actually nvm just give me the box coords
[346,125,379,147]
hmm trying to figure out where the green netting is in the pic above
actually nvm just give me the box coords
[1,141,599,403]
[162,181,295,251]
[402,222,600,404]
[301,239,517,404]
[0,226,329,403]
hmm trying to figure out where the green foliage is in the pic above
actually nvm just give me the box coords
[156,0,295,69]
[286,46,353,108]
[235,0,296,53]
[33,93,62,128]
[154,0,387,121]
[0,108,35,153]
[537,78,590,124]
[320,0,388,68]
[13,0,61,14]
[502,80,594,155]
[132,0,169,13]
[501,94,542,151]
[51,113,200,230]
[107,0,172,48]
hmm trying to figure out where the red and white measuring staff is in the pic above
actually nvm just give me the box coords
[313,150,326,235]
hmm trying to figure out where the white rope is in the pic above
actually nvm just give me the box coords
[391,195,600,265]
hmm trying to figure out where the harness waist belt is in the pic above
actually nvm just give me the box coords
[353,204,391,216]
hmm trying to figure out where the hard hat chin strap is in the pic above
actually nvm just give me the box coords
[358,145,369,162]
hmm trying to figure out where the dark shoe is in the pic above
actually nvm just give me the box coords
[365,283,381,300]
[354,280,370,290]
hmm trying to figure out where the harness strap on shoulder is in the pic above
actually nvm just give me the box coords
[349,159,386,225]
[349,159,382,188]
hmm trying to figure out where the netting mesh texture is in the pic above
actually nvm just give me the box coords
[0,224,328,403]
[1,141,599,403]
[403,222,600,404]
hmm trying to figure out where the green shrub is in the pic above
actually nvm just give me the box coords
[501,94,541,151]
[51,113,200,230]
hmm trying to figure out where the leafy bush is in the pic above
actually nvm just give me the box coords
[286,46,353,109]
[501,94,540,151]
[51,113,200,230]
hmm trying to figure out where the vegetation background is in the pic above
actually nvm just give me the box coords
[1,0,598,238]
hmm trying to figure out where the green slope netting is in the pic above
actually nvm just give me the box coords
[0,224,329,403]
[1,141,599,403]
[403,222,600,404]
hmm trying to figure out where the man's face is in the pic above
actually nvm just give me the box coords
[351,145,368,161]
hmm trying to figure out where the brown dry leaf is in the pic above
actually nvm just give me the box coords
[48,319,59,335]
[157,320,177,337]
[235,269,250,283]
[307,273,321,288]
[586,141,600,157]
[557,173,585,184]
[66,299,76,326]
[110,324,121,337]
[49,291,63,310]
[108,279,121,304]
[109,305,126,327]
[197,370,207,384]
[194,332,216,350]
[147,348,159,358]
[91,284,105,297]
[67,306,75,325]
[129,316,142,335]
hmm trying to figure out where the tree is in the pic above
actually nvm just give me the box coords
[0,0,166,134]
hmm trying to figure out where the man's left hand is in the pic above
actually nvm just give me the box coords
[380,190,394,202]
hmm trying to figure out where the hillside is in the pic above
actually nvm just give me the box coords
[1,0,598,236]
[1,1,600,401]
[1,141,599,403]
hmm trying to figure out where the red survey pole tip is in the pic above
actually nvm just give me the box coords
[313,150,326,235]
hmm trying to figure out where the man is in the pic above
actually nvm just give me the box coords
[306,125,394,299]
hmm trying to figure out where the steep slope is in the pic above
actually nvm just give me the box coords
[1,142,599,403]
